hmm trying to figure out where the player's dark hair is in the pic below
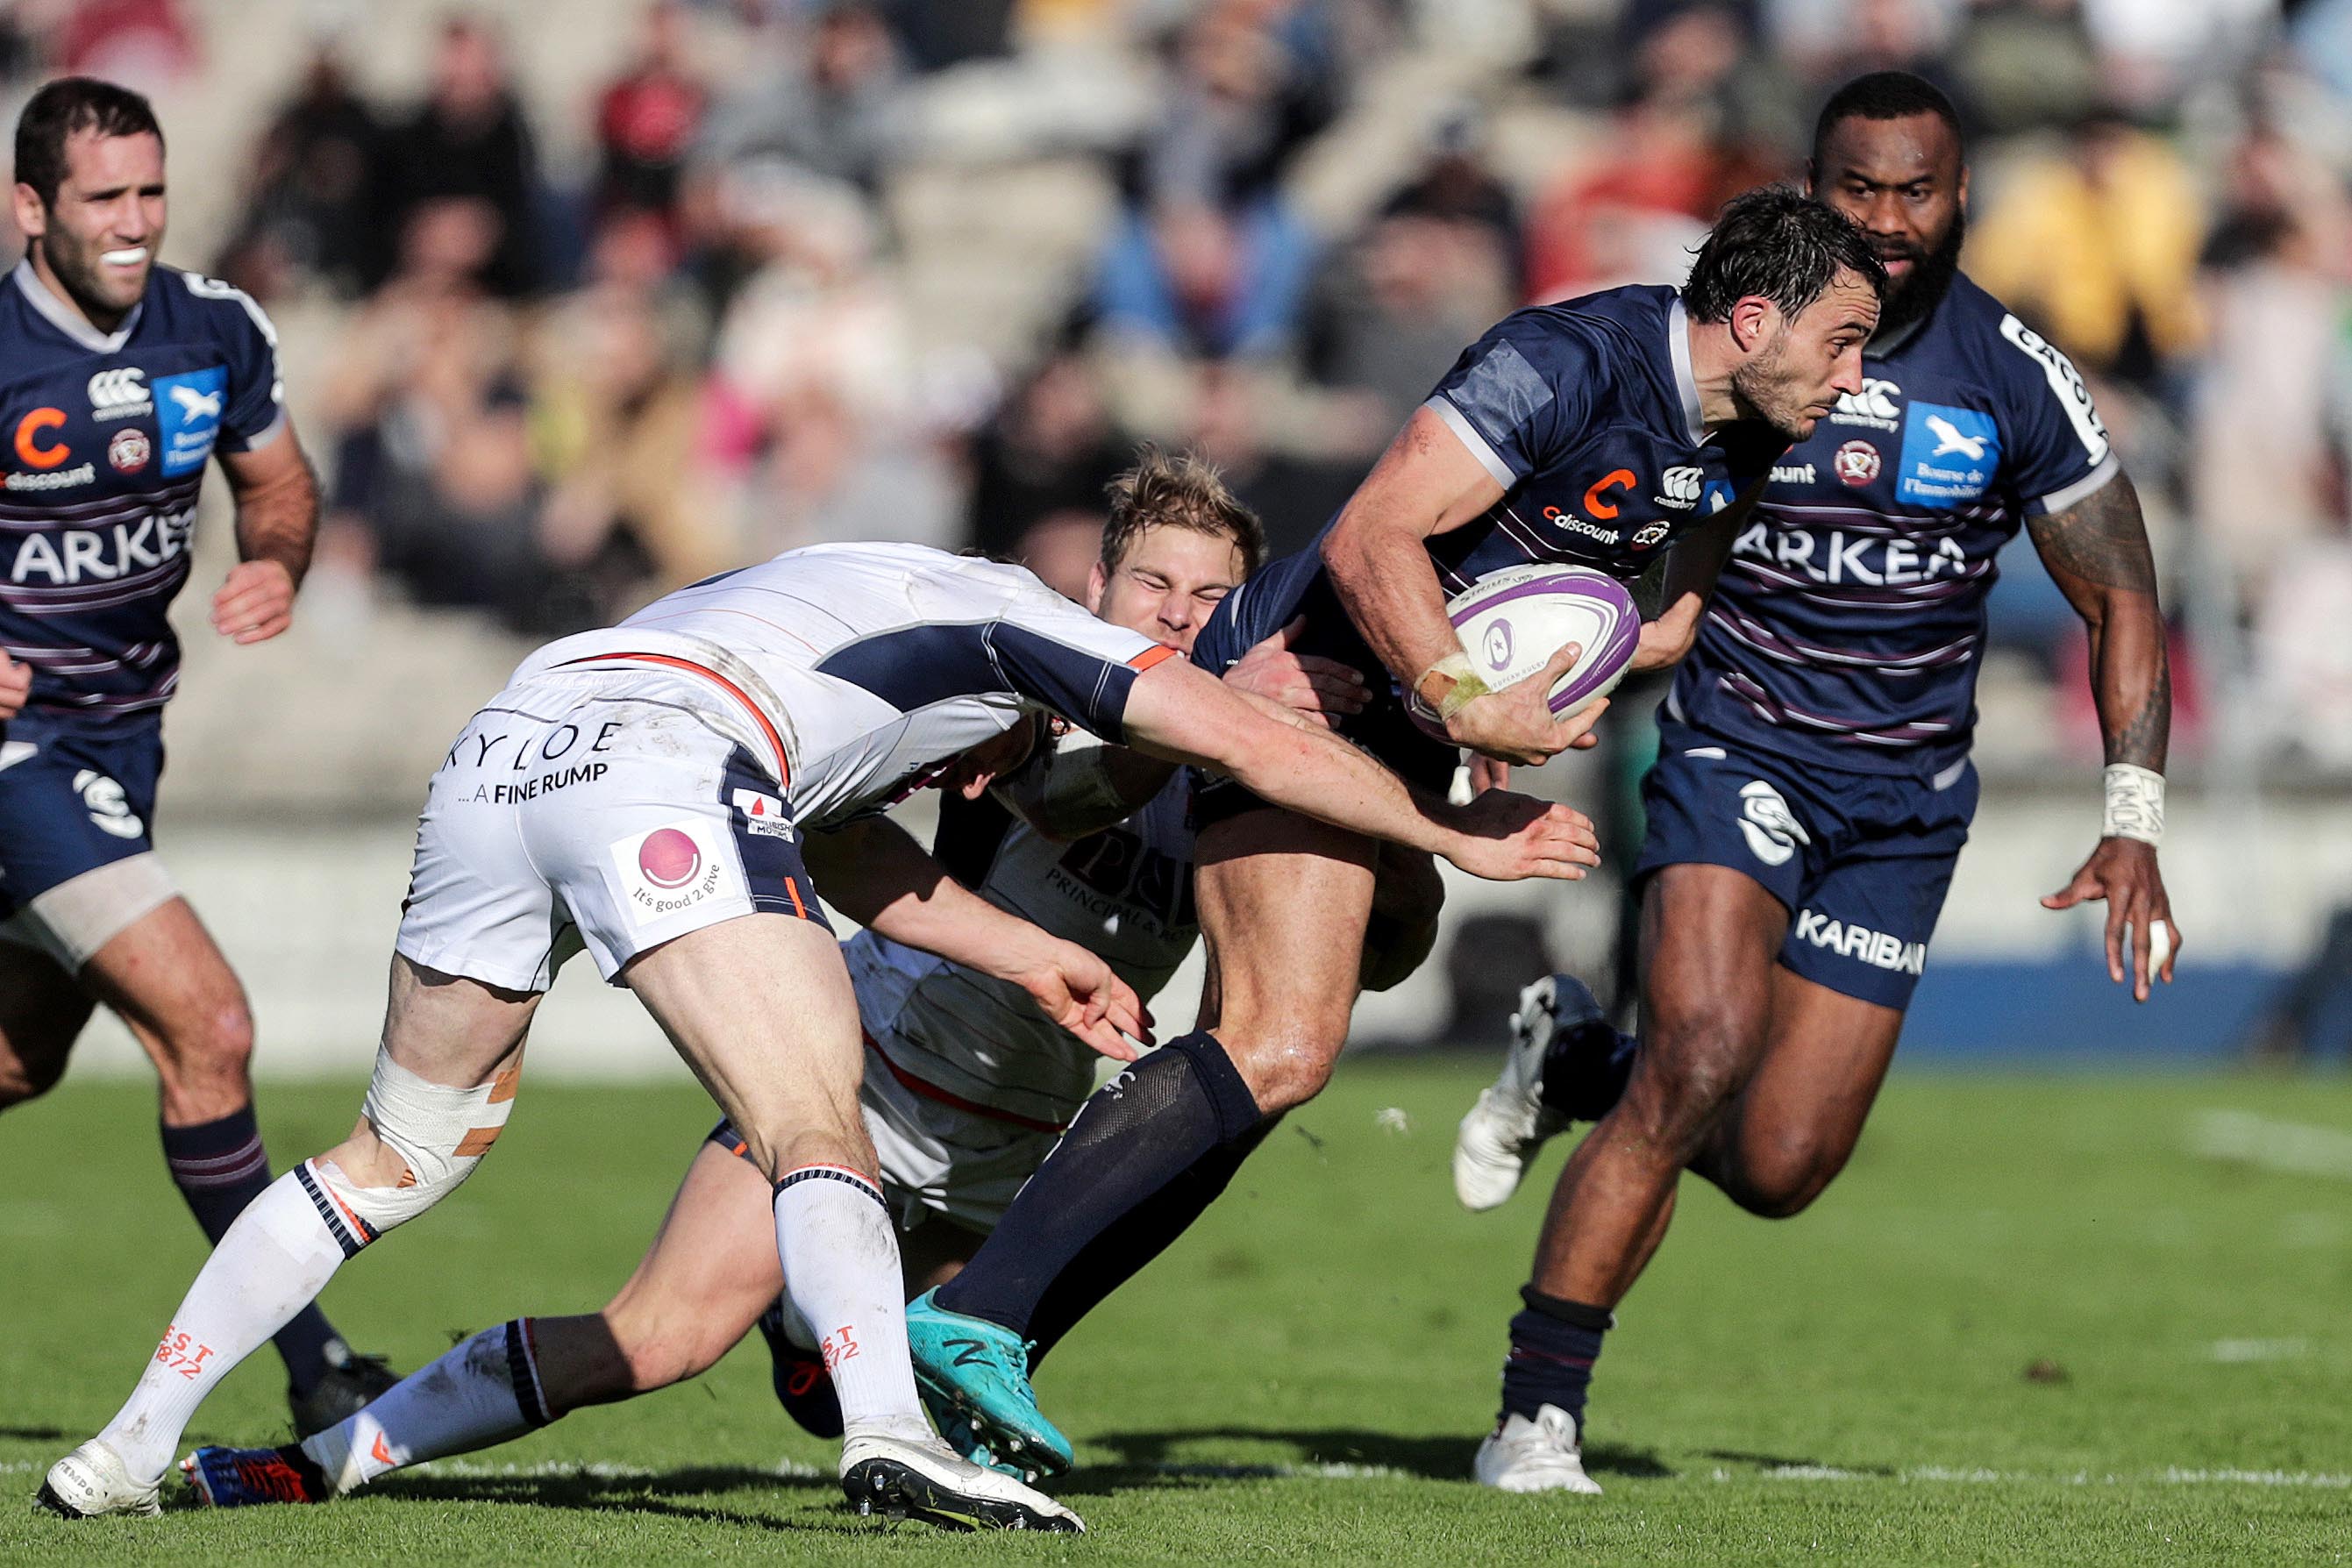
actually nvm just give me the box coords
[1811,71,1963,168]
[12,76,163,209]
[1680,186,1886,325]
[1100,447,1267,574]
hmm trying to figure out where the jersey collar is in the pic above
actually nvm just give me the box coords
[11,258,144,353]
[1665,296,1705,445]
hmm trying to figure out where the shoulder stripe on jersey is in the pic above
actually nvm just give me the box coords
[1424,394,1518,489]
[816,621,1157,741]
[2030,453,2120,517]
[986,621,1151,740]
[815,621,998,712]
[181,269,281,348]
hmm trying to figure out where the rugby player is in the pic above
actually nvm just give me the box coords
[1450,73,2178,1493]
[164,451,1388,1505]
[898,189,1889,1477]
[0,78,396,1430]
[42,535,1596,1528]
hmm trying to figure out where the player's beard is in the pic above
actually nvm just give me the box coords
[1728,331,1821,444]
[1871,208,1965,340]
[35,221,151,329]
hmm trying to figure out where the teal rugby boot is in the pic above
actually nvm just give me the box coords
[902,1289,1074,1479]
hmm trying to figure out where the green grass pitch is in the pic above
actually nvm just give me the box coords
[4,1060,2348,1564]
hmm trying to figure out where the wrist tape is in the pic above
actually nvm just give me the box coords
[2102,763,2165,846]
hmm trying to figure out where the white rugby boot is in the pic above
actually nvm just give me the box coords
[1473,1404,1604,1495]
[1453,973,1605,1211]
[36,1439,163,1518]
[839,1429,1083,1533]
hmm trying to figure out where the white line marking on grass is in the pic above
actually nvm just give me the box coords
[2209,1338,2311,1364]
[409,1459,659,1480]
[2190,1111,2352,1182]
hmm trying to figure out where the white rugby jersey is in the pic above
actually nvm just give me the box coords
[507,544,1176,829]
[846,780,1200,1129]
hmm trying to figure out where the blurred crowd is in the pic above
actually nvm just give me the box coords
[6,0,2352,771]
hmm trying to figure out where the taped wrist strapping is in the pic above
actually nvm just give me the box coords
[2102,764,2164,846]
[1420,652,1490,721]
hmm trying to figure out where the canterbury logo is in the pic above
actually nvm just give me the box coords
[87,367,147,412]
[944,1337,994,1368]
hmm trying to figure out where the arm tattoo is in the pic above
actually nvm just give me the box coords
[2026,471,2156,594]
[2107,654,2169,771]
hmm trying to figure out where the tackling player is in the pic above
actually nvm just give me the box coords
[42,536,1595,1529]
[0,78,396,1430]
[897,189,1887,1476]
[166,452,1384,1505]
[1450,73,2177,1493]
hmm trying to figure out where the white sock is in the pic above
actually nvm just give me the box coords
[98,1165,355,1483]
[773,1165,928,1444]
[303,1320,552,1494]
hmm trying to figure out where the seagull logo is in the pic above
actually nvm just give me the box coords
[168,384,223,420]
[1926,414,1986,460]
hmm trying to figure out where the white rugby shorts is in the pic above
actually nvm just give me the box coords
[396,661,824,993]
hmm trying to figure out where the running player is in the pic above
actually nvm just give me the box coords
[0,77,396,1430]
[1450,73,2178,1493]
[898,189,1888,1476]
[42,536,1596,1527]
[167,451,1389,1506]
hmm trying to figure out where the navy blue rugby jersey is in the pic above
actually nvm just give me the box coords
[0,260,286,720]
[1417,283,1786,590]
[1667,270,2118,780]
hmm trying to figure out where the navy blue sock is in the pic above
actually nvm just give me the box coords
[937,1031,1263,1338]
[1536,1022,1638,1123]
[1026,1112,1280,1369]
[161,1108,345,1394]
[1500,1288,1611,1428]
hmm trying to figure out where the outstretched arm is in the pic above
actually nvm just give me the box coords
[1118,655,1603,882]
[2027,468,2178,1000]
[803,816,1146,1058]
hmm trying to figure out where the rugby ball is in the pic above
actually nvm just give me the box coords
[1406,564,1639,740]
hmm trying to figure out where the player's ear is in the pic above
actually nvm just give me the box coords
[1729,295,1776,353]
[11,182,46,239]
[1956,162,1971,213]
[1084,559,1108,614]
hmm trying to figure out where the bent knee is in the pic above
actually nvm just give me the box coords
[1619,1014,1762,1150]
[607,1310,738,1393]
[1223,1025,1345,1114]
[1721,1137,1847,1219]
[155,998,257,1073]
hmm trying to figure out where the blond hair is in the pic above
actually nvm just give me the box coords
[1099,447,1267,574]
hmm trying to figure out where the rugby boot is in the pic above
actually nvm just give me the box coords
[181,1443,329,1507]
[758,1299,845,1439]
[902,1288,1073,1479]
[35,1439,161,1518]
[840,1430,1082,1532]
[1453,973,1608,1211]
[934,1403,1036,1483]
[289,1338,402,1439]
[1472,1404,1604,1495]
